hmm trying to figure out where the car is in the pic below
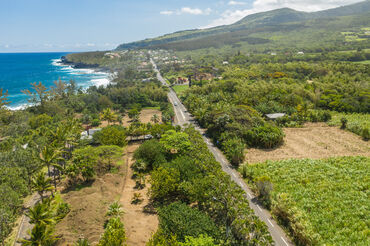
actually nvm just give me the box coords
[174,102,178,106]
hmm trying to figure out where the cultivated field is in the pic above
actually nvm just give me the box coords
[244,156,370,245]
[246,123,369,163]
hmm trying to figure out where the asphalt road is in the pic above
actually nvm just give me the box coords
[151,58,293,246]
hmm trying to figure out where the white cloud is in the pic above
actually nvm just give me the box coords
[160,7,212,16]
[160,10,174,15]
[4,44,9,49]
[203,0,364,28]
[228,1,246,6]
[87,43,95,47]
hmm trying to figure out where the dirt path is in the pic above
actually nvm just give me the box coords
[120,144,158,246]
[246,123,370,163]
[13,193,40,246]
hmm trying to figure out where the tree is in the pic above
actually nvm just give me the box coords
[255,176,273,208]
[38,145,63,189]
[0,88,10,109]
[158,202,220,242]
[93,126,127,147]
[22,82,49,110]
[221,138,245,166]
[66,146,98,183]
[180,235,218,246]
[20,223,57,246]
[97,217,126,246]
[95,145,123,172]
[159,130,192,155]
[32,172,53,201]
[100,108,117,125]
[128,108,140,122]
[0,208,14,246]
[151,114,160,124]
[149,167,180,201]
[27,202,55,226]
[133,139,166,170]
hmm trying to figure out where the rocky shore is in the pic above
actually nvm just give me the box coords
[60,56,110,73]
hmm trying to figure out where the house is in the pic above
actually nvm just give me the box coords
[297,51,305,55]
[222,61,229,65]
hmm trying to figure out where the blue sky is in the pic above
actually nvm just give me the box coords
[0,0,363,52]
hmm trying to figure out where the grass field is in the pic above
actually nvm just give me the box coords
[328,112,369,139]
[172,84,189,95]
[243,156,370,245]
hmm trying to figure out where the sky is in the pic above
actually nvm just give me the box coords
[0,0,365,52]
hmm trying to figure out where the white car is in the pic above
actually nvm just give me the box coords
[174,102,178,106]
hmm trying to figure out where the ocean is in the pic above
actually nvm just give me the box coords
[0,52,111,109]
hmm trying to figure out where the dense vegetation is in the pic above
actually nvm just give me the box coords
[0,50,173,244]
[328,112,370,140]
[241,156,370,245]
[134,128,273,245]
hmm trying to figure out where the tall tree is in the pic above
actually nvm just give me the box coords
[100,108,117,125]
[32,172,53,201]
[0,88,10,109]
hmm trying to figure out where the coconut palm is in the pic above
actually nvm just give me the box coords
[32,172,53,201]
[20,223,57,246]
[27,202,55,226]
[100,108,117,125]
[151,114,160,124]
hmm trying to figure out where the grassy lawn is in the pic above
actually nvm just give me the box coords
[172,84,189,95]
[241,156,370,245]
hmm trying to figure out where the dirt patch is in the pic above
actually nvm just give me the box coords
[246,123,370,163]
[99,109,162,128]
[55,168,127,245]
[120,144,158,246]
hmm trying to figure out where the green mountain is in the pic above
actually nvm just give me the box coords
[116,0,370,51]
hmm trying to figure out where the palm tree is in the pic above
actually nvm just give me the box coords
[20,224,57,246]
[100,108,117,125]
[38,145,63,190]
[151,114,160,124]
[32,172,53,201]
[106,201,124,218]
[27,202,55,226]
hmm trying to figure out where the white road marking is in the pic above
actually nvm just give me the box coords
[232,173,237,178]
[267,219,274,227]
[247,193,252,199]
[179,110,186,120]
[257,205,262,211]
[281,237,289,246]
[239,181,243,186]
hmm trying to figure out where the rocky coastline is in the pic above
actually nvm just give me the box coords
[60,56,110,73]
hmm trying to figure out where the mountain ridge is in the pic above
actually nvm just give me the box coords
[116,0,370,51]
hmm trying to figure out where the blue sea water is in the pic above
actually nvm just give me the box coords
[0,52,111,109]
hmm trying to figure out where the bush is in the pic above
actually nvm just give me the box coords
[98,217,126,246]
[158,202,220,242]
[246,124,284,148]
[255,176,273,208]
[91,118,101,127]
[133,139,166,170]
[221,138,245,166]
[93,126,127,147]
[340,117,348,129]
[150,167,180,201]
[362,128,369,141]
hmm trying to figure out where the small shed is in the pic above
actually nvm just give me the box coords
[265,113,286,120]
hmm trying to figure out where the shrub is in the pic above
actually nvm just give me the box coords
[246,124,284,148]
[255,176,273,208]
[221,138,245,166]
[362,127,369,141]
[133,139,166,170]
[150,167,180,201]
[93,126,127,147]
[340,117,348,129]
[91,118,101,127]
[97,217,126,246]
[158,202,220,242]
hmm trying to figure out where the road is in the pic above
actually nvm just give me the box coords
[151,58,293,246]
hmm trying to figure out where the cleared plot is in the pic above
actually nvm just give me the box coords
[246,123,369,163]
[120,144,158,246]
[99,109,162,127]
[245,156,370,245]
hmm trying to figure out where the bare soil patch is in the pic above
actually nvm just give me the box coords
[246,123,370,163]
[99,109,162,128]
[120,144,158,246]
[55,167,127,245]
